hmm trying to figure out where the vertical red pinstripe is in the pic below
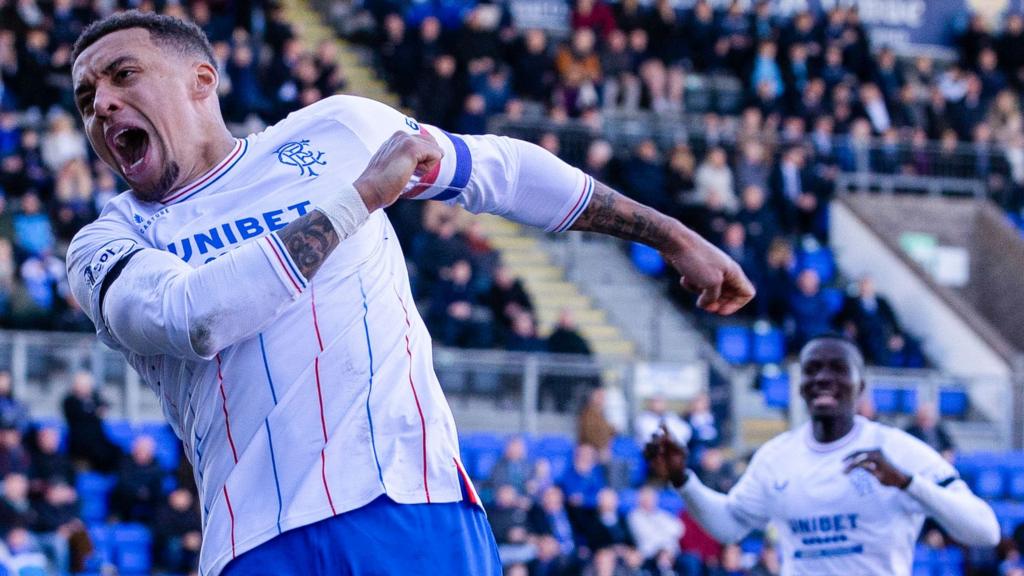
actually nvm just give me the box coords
[223,485,236,558]
[310,285,336,514]
[393,285,430,502]
[216,355,238,463]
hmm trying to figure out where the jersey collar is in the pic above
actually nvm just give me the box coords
[160,138,248,205]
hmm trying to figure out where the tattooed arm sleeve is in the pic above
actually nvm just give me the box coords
[67,209,342,361]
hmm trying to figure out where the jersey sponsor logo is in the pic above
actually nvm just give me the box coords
[404,116,420,131]
[275,140,326,177]
[788,513,859,536]
[164,201,312,263]
[85,238,138,288]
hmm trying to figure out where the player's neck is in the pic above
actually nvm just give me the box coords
[811,414,856,444]
[173,129,237,193]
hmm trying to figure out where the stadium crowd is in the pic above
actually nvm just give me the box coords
[361,0,1024,366]
[0,365,1014,576]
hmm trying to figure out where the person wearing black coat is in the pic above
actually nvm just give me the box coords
[62,372,121,472]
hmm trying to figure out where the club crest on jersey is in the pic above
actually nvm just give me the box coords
[276,140,326,177]
[849,468,875,497]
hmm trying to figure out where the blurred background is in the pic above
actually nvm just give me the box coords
[1,0,1024,574]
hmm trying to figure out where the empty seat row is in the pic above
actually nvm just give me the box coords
[717,324,786,365]
[84,523,152,575]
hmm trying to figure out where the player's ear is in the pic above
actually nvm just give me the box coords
[192,61,218,100]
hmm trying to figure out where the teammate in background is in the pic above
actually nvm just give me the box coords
[645,335,1000,576]
[66,12,754,576]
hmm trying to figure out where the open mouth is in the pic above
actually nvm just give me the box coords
[107,126,150,177]
[811,391,839,408]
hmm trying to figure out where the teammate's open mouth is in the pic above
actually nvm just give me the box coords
[811,390,839,408]
[109,126,150,177]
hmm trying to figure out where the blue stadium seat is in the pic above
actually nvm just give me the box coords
[799,248,836,284]
[973,467,1006,500]
[991,501,1024,535]
[716,326,751,365]
[630,243,665,276]
[821,287,845,316]
[761,371,789,409]
[657,489,684,516]
[1007,469,1024,501]
[617,489,638,513]
[535,436,574,482]
[611,436,647,486]
[902,388,919,415]
[112,523,152,575]
[85,525,113,572]
[872,388,903,414]
[938,389,969,418]
[103,420,135,451]
[751,325,785,364]
[459,433,504,480]
[76,473,115,524]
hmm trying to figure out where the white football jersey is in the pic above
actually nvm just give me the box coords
[66,95,594,576]
[725,416,959,576]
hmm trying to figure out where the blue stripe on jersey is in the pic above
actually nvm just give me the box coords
[556,175,594,233]
[434,131,472,201]
[259,333,285,534]
[174,139,249,204]
[269,232,306,289]
[359,273,386,490]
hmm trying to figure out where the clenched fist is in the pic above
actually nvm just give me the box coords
[355,132,443,213]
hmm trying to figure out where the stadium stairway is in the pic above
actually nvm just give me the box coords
[278,0,397,107]
[275,1,637,359]
[473,215,636,358]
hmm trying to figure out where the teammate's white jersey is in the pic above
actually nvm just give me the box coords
[721,416,958,575]
[66,96,595,576]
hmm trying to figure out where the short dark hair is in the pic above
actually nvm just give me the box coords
[800,333,866,374]
[72,10,215,67]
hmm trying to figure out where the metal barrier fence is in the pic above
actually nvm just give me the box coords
[0,330,1017,451]
[489,115,1015,204]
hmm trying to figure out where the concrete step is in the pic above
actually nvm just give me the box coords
[739,417,788,447]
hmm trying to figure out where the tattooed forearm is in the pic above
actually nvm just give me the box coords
[569,181,676,250]
[278,210,340,279]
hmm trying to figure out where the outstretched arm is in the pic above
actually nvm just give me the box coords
[569,182,754,314]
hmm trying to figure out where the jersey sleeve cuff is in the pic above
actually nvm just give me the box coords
[548,171,595,233]
[259,232,308,297]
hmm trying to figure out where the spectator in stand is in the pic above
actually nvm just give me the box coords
[554,28,602,116]
[526,458,555,500]
[29,481,80,573]
[622,139,667,212]
[695,147,737,212]
[736,184,779,261]
[0,422,28,478]
[634,396,690,448]
[109,435,164,523]
[486,265,535,341]
[580,488,634,552]
[0,473,35,532]
[13,193,54,260]
[905,402,956,461]
[489,436,531,494]
[545,309,595,412]
[571,0,617,40]
[2,527,48,574]
[719,223,763,302]
[488,484,534,566]
[788,268,833,348]
[837,276,899,364]
[770,146,818,238]
[708,543,745,576]
[154,488,201,574]
[628,486,683,562]
[512,29,555,104]
[62,371,120,472]
[0,372,27,434]
[882,332,925,369]
[578,388,616,453]
[28,426,73,498]
[560,444,606,508]
[507,312,546,353]
[694,447,736,493]
[528,534,576,576]
[528,486,577,556]
[428,259,489,349]
[601,29,640,113]
[686,392,719,455]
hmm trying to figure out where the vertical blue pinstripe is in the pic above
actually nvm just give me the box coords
[259,333,285,534]
[358,274,385,489]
